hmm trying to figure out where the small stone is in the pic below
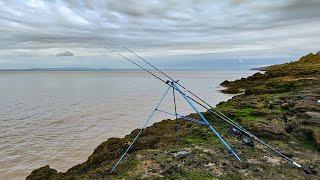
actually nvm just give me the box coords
[305,111,320,119]
[281,102,289,108]
[203,149,210,153]
[172,150,189,158]
[264,156,281,165]
[204,162,215,167]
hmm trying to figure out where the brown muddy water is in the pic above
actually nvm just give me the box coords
[0,70,255,179]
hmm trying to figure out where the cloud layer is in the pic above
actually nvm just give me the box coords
[0,0,320,61]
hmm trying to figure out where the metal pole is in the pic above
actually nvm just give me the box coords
[172,87,178,120]
[155,109,207,126]
[110,86,171,173]
[115,47,312,174]
[171,81,241,161]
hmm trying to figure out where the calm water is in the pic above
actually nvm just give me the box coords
[0,70,255,179]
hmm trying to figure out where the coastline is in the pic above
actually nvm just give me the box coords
[27,52,320,179]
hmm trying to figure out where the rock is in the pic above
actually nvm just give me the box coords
[305,111,320,120]
[202,149,215,155]
[26,165,61,180]
[267,101,274,109]
[204,162,215,168]
[253,120,287,139]
[264,156,282,165]
[253,168,260,172]
[314,131,320,151]
[211,166,223,176]
[309,165,318,175]
[172,150,189,158]
[220,80,230,86]
[247,158,263,165]
[282,152,293,158]
[281,102,290,108]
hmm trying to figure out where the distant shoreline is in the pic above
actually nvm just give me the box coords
[0,68,261,72]
[0,68,140,72]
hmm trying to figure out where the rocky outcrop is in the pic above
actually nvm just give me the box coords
[27,51,320,179]
[26,166,64,180]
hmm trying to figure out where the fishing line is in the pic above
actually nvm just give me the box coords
[122,47,313,174]
[107,43,315,175]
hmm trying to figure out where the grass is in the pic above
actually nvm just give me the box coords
[183,129,225,151]
[218,173,244,180]
[216,101,233,111]
[114,159,140,179]
[234,107,257,121]
[184,135,208,144]
[185,170,216,180]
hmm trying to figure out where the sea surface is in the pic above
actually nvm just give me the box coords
[0,70,255,179]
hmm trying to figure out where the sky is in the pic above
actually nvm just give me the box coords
[0,0,320,69]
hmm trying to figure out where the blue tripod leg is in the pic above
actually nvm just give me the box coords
[171,82,241,161]
[110,86,171,173]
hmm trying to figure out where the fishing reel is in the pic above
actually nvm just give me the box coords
[230,126,254,147]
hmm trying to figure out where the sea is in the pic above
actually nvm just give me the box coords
[0,70,256,179]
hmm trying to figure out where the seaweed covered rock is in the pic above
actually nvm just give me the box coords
[26,166,63,180]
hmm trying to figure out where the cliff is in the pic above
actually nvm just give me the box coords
[27,52,320,179]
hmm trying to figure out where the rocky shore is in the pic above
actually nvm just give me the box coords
[27,52,320,179]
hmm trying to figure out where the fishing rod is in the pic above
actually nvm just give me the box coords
[115,51,242,159]
[118,47,315,174]
[109,49,244,173]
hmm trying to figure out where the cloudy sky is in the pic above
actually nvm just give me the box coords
[0,0,320,69]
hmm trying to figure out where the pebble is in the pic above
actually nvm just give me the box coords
[204,162,215,167]
[264,156,281,165]
[172,150,189,158]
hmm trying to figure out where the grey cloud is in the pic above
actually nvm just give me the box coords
[0,0,319,60]
[56,51,74,56]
